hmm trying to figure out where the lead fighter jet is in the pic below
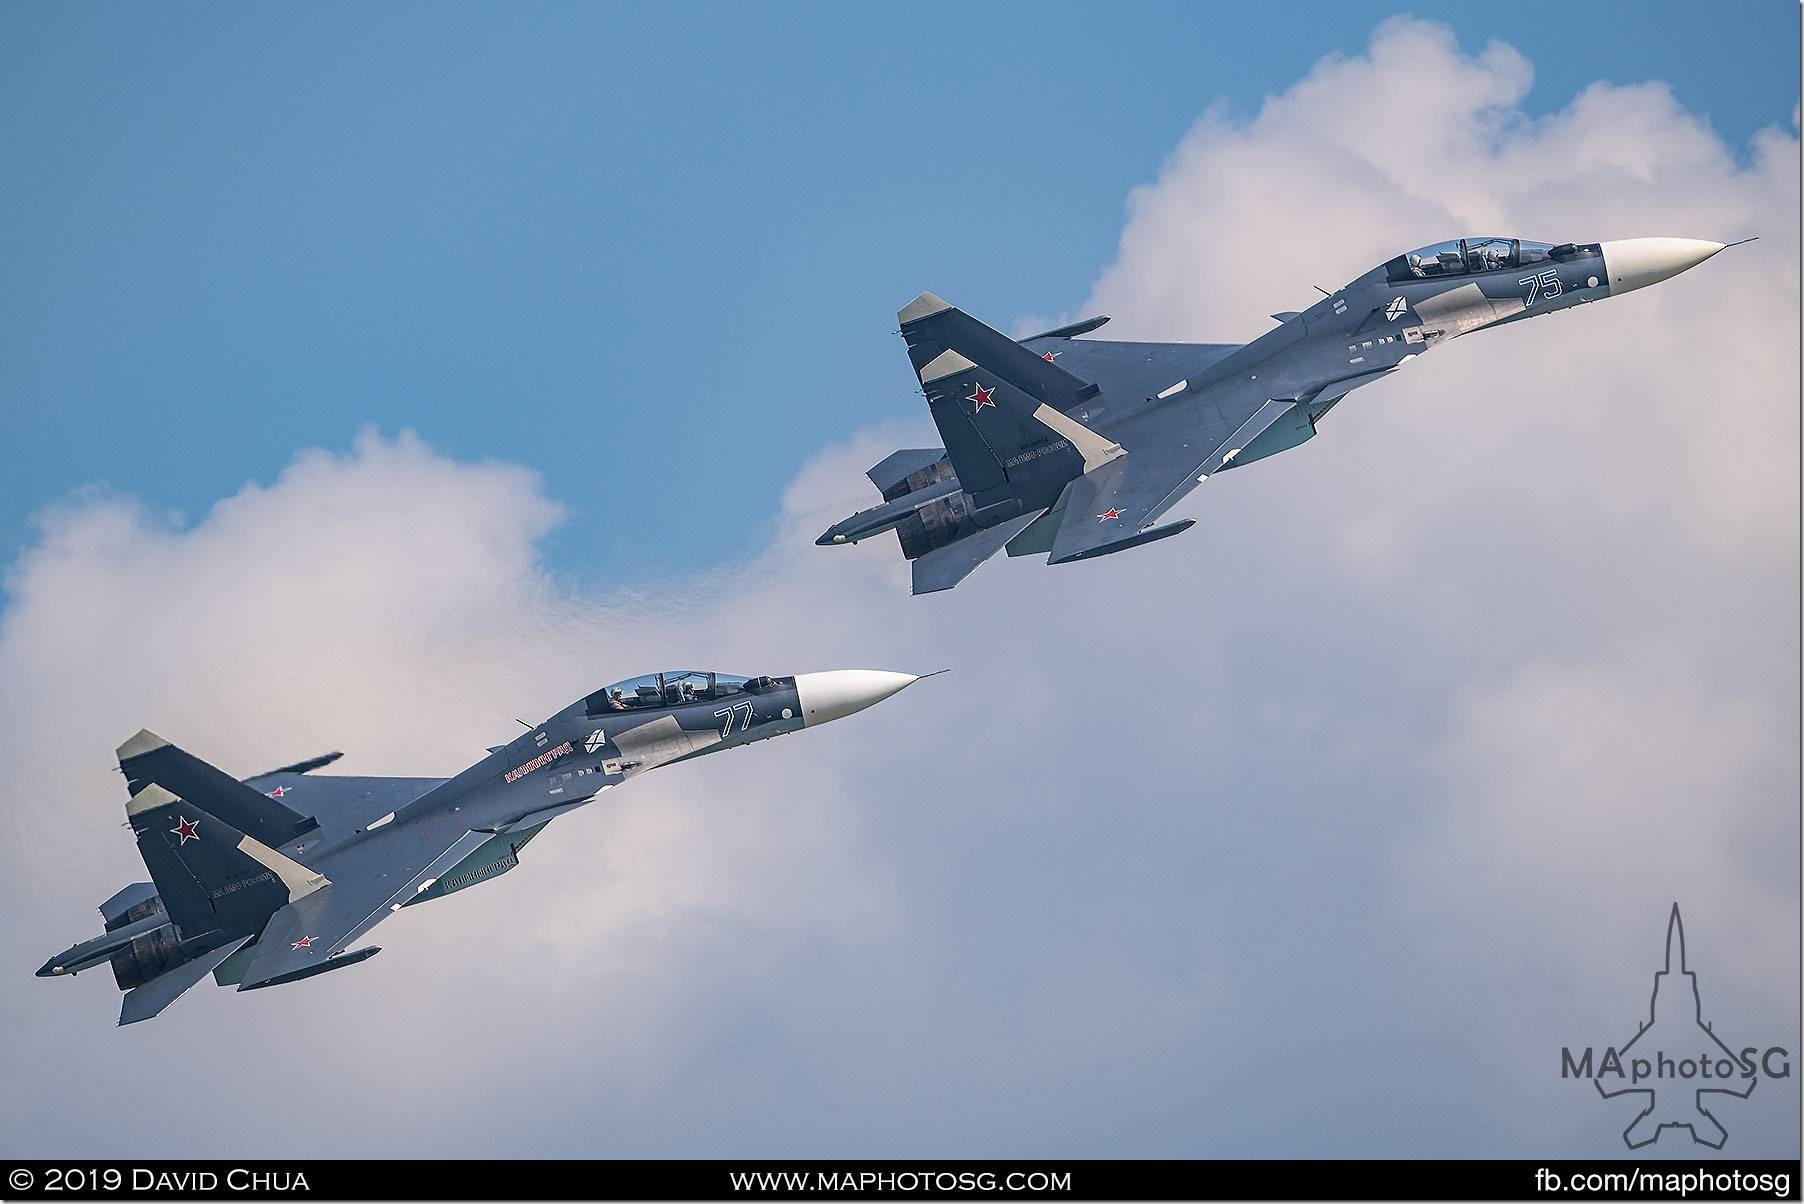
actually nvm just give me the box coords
[821,236,1744,592]
[39,668,923,1024]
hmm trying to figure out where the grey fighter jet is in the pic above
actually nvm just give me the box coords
[38,668,922,1024]
[821,236,1744,592]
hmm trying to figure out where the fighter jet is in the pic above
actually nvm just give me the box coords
[821,236,1746,592]
[38,668,923,1024]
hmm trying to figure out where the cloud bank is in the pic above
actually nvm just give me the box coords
[1,19,1795,1157]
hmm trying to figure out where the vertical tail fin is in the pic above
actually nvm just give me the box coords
[117,730,318,846]
[125,783,327,942]
[898,293,1121,518]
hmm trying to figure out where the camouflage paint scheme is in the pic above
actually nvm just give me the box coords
[39,668,920,1023]
[822,237,1737,592]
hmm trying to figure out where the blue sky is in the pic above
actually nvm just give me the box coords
[1,2,1797,580]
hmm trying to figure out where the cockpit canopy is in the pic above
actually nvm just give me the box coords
[1386,238,1592,283]
[585,670,770,714]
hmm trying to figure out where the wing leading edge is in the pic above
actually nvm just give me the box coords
[1038,399,1307,565]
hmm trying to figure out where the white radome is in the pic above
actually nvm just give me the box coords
[793,670,920,726]
[1599,238,1726,296]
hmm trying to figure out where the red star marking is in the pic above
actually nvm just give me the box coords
[266,786,290,798]
[1096,509,1122,522]
[291,935,315,950]
[966,383,995,412]
[170,816,200,844]
[1042,350,1060,362]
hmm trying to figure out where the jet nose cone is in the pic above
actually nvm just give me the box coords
[793,670,920,726]
[1600,238,1726,296]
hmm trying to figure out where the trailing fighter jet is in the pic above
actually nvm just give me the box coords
[821,236,1747,593]
[38,668,923,1024]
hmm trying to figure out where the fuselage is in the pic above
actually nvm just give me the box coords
[1088,238,1623,469]
[826,236,1730,552]
[272,669,919,911]
[40,669,920,992]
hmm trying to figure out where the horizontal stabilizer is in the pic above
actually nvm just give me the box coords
[911,512,1039,595]
[119,937,249,1025]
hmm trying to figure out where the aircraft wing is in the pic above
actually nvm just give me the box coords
[236,773,446,827]
[1043,399,1305,564]
[235,828,491,990]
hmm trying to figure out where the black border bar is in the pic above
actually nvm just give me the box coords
[2,1160,1800,1202]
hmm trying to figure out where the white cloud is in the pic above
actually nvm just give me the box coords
[1074,14,1798,1155]
[1,18,1795,1158]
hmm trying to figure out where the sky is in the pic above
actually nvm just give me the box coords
[0,5,1798,1160]
[1,1,1798,578]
